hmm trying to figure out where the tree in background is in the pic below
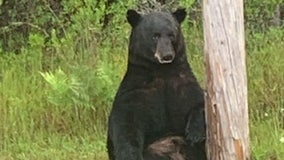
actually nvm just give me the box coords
[0,0,283,53]
[0,0,64,53]
[136,0,179,12]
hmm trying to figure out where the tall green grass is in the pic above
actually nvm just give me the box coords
[0,11,284,160]
[247,28,284,160]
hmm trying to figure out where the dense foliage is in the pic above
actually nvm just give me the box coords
[0,0,283,159]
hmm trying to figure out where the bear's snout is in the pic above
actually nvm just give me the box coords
[162,54,174,62]
[155,51,175,64]
[160,53,175,64]
[154,38,175,64]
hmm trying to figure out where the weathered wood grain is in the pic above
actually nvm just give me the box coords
[203,0,250,159]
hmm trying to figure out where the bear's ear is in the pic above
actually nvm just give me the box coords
[172,8,187,24]
[127,9,141,27]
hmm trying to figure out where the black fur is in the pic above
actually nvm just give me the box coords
[107,8,206,160]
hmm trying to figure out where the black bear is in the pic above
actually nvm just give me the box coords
[107,8,206,160]
[143,136,187,160]
[144,135,204,160]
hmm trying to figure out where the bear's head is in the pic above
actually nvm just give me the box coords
[127,8,187,66]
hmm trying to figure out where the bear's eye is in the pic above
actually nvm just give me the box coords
[168,33,175,42]
[152,33,161,41]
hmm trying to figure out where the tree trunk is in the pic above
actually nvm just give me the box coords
[203,0,250,160]
[272,4,281,27]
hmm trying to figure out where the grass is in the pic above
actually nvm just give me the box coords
[0,133,106,160]
[247,30,284,160]
[0,22,283,160]
[0,34,113,160]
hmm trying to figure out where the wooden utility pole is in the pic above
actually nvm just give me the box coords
[203,0,250,160]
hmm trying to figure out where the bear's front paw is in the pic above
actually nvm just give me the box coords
[185,127,206,145]
[185,109,206,145]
